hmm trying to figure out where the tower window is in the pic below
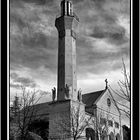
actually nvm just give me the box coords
[60,1,68,16]
[65,1,67,15]
[67,1,73,16]
[70,2,73,15]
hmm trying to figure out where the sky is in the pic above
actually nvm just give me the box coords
[10,0,130,103]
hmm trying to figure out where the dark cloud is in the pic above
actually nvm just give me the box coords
[76,35,129,75]
[90,25,128,45]
[10,0,130,87]
[92,0,130,15]
[10,0,54,5]
[10,33,57,71]
[10,72,38,88]
[10,15,28,30]
[10,3,58,71]
[22,33,48,47]
[22,0,47,5]
[92,0,106,9]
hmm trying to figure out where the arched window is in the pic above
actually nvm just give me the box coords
[86,128,99,140]
[109,132,114,140]
[100,131,108,140]
[115,122,119,128]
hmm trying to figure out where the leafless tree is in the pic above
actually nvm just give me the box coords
[51,104,113,140]
[10,86,47,140]
[92,109,110,140]
[70,104,92,140]
[52,103,92,140]
[108,59,130,119]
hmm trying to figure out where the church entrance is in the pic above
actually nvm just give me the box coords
[86,128,98,140]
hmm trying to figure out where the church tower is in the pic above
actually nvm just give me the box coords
[55,0,79,101]
[49,1,85,139]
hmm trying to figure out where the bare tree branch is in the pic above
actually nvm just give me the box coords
[10,85,48,140]
[108,60,130,119]
[51,103,92,140]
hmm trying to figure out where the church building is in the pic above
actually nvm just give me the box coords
[27,0,124,140]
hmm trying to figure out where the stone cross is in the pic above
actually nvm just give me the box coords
[105,79,108,89]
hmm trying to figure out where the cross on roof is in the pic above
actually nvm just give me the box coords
[105,79,108,89]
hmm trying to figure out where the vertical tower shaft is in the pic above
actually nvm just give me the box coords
[49,2,85,139]
[55,0,79,101]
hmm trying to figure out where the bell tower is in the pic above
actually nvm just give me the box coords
[49,1,85,140]
[55,0,79,101]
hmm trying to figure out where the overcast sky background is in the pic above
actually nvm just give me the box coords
[10,0,130,104]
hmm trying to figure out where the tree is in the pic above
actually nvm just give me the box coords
[10,86,47,140]
[52,103,92,140]
[108,60,130,119]
[51,103,113,140]
[10,96,21,140]
[91,109,111,140]
[28,119,49,140]
[70,104,92,140]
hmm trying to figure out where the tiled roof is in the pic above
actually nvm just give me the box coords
[82,89,106,107]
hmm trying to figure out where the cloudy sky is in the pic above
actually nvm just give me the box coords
[10,0,130,102]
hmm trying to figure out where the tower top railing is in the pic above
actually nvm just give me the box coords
[56,0,79,21]
[56,12,79,22]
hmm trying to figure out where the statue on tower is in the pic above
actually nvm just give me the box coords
[52,87,56,101]
[65,84,70,99]
[77,88,82,102]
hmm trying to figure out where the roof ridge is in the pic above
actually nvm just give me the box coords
[83,89,106,96]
